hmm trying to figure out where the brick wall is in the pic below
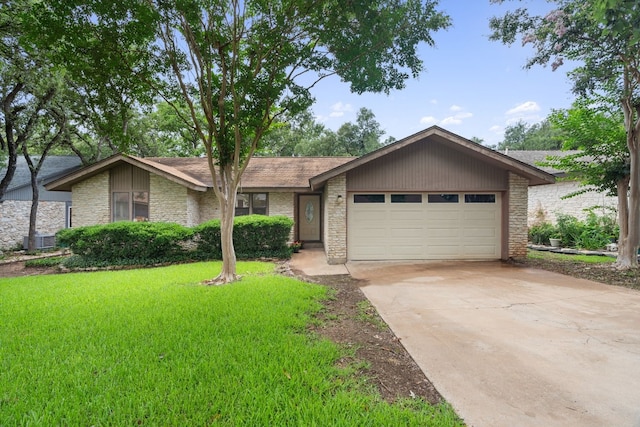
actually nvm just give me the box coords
[149,175,189,226]
[0,200,69,250]
[269,192,295,241]
[528,180,617,224]
[197,190,220,222]
[508,172,529,259]
[323,174,347,264]
[73,171,110,227]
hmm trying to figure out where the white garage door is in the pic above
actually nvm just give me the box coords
[347,193,501,260]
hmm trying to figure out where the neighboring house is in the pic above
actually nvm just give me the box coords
[0,156,83,250]
[46,126,555,263]
[505,151,617,225]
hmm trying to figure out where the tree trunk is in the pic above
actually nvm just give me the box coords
[27,172,39,253]
[616,176,633,266]
[209,164,239,284]
[625,144,640,268]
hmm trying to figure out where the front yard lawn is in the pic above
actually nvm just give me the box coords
[0,262,460,426]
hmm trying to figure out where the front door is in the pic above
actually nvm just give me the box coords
[298,195,321,242]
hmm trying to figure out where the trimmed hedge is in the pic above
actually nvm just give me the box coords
[194,215,294,260]
[57,215,294,266]
[56,222,194,265]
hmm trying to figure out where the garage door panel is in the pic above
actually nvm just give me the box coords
[348,193,501,260]
[464,228,498,238]
[426,228,461,238]
[391,245,426,257]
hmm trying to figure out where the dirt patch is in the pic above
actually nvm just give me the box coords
[511,255,640,290]
[296,273,443,405]
[0,261,58,278]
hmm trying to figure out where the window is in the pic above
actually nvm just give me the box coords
[111,164,150,222]
[428,194,459,203]
[465,194,496,203]
[353,194,385,203]
[113,191,149,222]
[391,194,422,203]
[236,193,268,216]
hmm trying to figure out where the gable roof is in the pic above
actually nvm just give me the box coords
[309,126,556,190]
[45,154,355,192]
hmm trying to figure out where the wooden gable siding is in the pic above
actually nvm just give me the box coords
[346,139,507,192]
[110,164,150,191]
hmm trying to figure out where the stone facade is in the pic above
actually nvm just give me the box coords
[528,180,617,225]
[323,174,347,264]
[73,171,110,227]
[0,200,69,250]
[149,175,190,226]
[508,172,529,259]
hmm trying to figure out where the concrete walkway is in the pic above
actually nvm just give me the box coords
[290,251,640,427]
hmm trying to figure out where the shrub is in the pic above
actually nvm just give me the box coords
[528,221,556,245]
[555,214,584,248]
[192,219,222,260]
[194,215,294,260]
[57,222,193,264]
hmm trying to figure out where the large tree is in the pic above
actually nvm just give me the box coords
[497,119,564,151]
[32,0,450,282]
[542,101,628,219]
[490,0,640,268]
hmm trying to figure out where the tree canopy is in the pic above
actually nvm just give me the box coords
[497,119,564,151]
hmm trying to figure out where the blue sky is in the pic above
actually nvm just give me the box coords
[308,0,577,146]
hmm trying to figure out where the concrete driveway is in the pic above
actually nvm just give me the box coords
[346,260,640,427]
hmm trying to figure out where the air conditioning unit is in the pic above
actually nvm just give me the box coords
[23,234,56,250]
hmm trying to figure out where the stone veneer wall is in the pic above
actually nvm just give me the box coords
[508,172,529,259]
[149,175,189,226]
[197,190,220,222]
[269,192,295,241]
[323,174,347,264]
[0,200,68,250]
[528,180,617,225]
[73,171,110,227]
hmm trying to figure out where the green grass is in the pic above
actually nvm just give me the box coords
[528,250,615,264]
[0,262,461,426]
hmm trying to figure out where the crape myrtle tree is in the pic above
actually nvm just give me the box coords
[489,0,640,268]
[30,0,450,283]
[542,100,628,224]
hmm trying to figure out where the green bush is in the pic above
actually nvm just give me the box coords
[528,222,556,245]
[577,212,619,250]
[529,212,619,250]
[192,219,222,260]
[57,222,193,264]
[555,214,584,248]
[194,215,294,260]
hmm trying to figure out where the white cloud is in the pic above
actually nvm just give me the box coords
[489,125,503,133]
[440,112,473,126]
[450,104,463,112]
[430,99,438,105]
[329,102,353,118]
[420,116,438,125]
[506,101,540,116]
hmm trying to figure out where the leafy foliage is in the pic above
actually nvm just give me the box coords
[194,215,294,260]
[497,119,564,151]
[262,107,393,157]
[57,222,194,265]
[529,212,618,250]
[543,102,628,197]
